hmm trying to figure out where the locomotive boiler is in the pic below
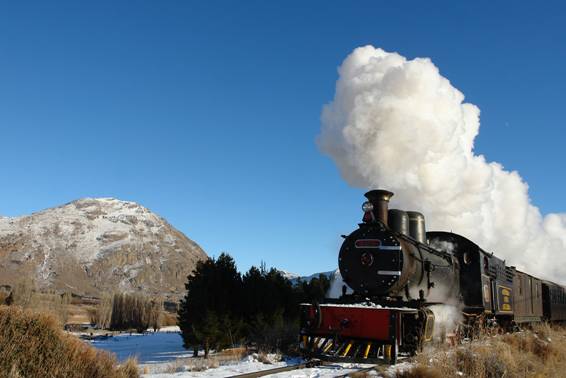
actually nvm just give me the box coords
[339,190,459,303]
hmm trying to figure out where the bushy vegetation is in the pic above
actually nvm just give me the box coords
[177,253,329,357]
[0,305,138,378]
[396,324,566,378]
[3,278,72,324]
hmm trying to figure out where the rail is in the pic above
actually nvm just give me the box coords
[227,360,382,378]
[226,360,324,378]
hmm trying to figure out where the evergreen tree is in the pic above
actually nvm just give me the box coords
[177,253,243,357]
[241,265,302,351]
[300,274,331,303]
[178,253,333,356]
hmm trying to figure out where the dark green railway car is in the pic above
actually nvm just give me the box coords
[542,281,566,322]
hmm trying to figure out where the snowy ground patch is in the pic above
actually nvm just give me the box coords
[142,359,382,378]
[142,355,293,377]
[88,328,413,377]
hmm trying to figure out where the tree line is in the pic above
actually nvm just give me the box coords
[92,293,163,332]
[3,278,166,333]
[177,253,330,357]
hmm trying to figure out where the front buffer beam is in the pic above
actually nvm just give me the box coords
[300,303,433,364]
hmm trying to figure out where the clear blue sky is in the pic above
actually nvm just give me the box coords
[1,1,565,275]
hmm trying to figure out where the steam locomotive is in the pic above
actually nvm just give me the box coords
[300,190,566,363]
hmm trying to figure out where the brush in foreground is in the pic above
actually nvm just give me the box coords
[0,305,139,378]
[397,324,566,378]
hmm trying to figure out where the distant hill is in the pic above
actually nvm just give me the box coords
[0,198,207,300]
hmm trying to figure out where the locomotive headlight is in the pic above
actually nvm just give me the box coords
[362,201,374,212]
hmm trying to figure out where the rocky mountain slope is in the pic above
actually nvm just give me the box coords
[0,198,207,299]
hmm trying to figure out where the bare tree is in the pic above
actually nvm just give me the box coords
[110,293,163,332]
[91,293,113,329]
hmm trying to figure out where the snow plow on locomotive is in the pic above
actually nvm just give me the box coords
[300,189,566,363]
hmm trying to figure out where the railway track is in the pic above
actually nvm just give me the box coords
[226,360,323,378]
[333,365,380,377]
[227,360,382,378]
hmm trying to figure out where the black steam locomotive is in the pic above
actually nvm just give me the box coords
[300,189,566,363]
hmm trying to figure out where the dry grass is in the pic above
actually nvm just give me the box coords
[165,357,220,373]
[217,347,248,360]
[395,323,566,378]
[0,305,139,378]
[163,347,249,373]
[68,303,97,324]
[161,311,178,327]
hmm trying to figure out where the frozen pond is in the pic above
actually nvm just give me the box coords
[89,332,192,363]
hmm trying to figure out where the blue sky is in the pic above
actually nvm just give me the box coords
[1,1,565,275]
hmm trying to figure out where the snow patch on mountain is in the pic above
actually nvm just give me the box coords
[0,198,207,299]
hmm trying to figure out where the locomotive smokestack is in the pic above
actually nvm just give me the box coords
[365,189,394,226]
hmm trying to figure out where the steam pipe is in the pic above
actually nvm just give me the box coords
[364,189,394,226]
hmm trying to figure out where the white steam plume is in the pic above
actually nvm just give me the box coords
[319,46,566,284]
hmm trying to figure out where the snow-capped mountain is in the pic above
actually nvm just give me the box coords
[0,198,207,299]
[283,270,335,285]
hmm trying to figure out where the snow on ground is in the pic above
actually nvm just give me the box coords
[150,326,180,333]
[89,327,413,377]
[142,355,292,378]
[266,363,377,378]
[142,358,383,378]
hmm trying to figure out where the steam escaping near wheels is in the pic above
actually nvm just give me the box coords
[318,45,566,284]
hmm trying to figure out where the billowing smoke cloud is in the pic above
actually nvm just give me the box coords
[319,46,566,284]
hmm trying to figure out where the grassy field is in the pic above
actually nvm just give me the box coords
[396,324,566,378]
[0,305,139,378]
